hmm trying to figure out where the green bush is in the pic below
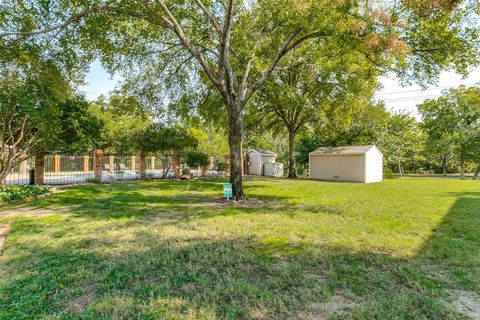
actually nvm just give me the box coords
[0,185,50,203]
[184,151,209,168]
[384,167,399,179]
[215,161,227,173]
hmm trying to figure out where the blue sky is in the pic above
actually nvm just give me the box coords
[79,61,480,119]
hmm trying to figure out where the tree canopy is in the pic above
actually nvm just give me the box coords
[418,86,480,179]
[1,0,480,191]
[0,0,479,189]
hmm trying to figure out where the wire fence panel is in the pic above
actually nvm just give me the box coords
[4,158,35,185]
[44,155,94,185]
[101,156,139,182]
[144,156,171,179]
[3,153,219,186]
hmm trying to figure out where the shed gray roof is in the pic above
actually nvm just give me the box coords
[309,145,376,156]
[247,149,277,156]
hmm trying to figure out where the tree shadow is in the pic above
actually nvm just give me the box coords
[1,180,293,222]
[0,184,479,319]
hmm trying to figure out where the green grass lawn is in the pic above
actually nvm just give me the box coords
[0,178,479,319]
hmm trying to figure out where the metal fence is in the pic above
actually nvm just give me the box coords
[3,158,35,185]
[43,155,95,185]
[3,154,219,186]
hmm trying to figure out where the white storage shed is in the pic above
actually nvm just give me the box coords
[246,149,277,176]
[264,162,284,177]
[309,145,383,183]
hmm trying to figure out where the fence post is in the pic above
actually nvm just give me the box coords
[150,156,155,171]
[53,154,61,173]
[20,157,29,174]
[138,152,146,180]
[109,156,114,173]
[83,155,89,173]
[131,155,136,171]
[94,149,103,182]
[174,154,181,179]
[34,151,45,185]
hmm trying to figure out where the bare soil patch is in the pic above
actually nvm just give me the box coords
[0,223,11,256]
[299,295,358,319]
[197,197,267,209]
[445,290,480,320]
[64,283,97,314]
[0,206,68,218]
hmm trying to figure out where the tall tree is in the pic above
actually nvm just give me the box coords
[418,98,457,176]
[0,58,73,182]
[2,0,478,197]
[253,47,378,178]
[377,113,425,177]
[89,92,153,154]
[418,86,480,179]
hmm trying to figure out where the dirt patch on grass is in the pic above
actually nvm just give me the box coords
[324,295,358,316]
[65,282,97,314]
[197,197,268,209]
[299,295,358,319]
[0,206,68,218]
[0,223,11,256]
[0,224,10,237]
[444,290,480,320]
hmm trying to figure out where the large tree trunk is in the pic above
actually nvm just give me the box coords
[460,145,465,180]
[473,164,480,180]
[227,104,245,199]
[0,160,14,186]
[287,128,297,179]
[441,156,447,176]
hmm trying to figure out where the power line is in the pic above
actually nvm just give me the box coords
[375,82,479,96]
[378,94,443,103]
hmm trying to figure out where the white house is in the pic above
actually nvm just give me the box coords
[309,145,383,183]
[246,149,277,176]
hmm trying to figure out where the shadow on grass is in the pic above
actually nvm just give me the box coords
[4,180,294,221]
[0,183,479,319]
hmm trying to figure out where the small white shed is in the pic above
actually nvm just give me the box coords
[309,145,383,183]
[247,149,277,176]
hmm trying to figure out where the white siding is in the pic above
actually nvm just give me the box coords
[309,155,366,182]
[261,155,275,165]
[249,153,262,175]
[248,153,276,176]
[364,147,383,183]
[264,163,284,177]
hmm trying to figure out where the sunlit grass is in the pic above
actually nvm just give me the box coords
[1,178,479,319]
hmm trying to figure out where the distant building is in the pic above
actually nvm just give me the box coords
[246,149,277,176]
[309,145,383,183]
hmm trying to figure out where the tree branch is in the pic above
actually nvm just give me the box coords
[0,7,105,37]
[154,0,223,90]
[244,26,303,103]
[192,0,222,35]
[220,0,238,100]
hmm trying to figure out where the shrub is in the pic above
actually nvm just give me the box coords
[384,167,399,179]
[182,168,191,176]
[215,161,227,174]
[184,151,209,168]
[0,185,50,203]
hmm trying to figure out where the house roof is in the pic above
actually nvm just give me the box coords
[309,145,378,156]
[247,149,277,156]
